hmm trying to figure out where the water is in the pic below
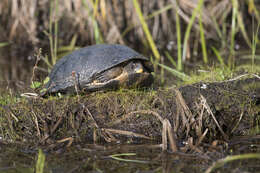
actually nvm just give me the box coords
[1,141,260,173]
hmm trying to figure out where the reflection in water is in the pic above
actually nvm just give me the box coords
[0,142,260,173]
[0,44,38,83]
[0,143,207,173]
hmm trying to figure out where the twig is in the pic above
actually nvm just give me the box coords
[165,119,178,152]
[50,116,63,135]
[174,88,193,136]
[162,120,167,151]
[31,111,41,139]
[30,48,42,86]
[195,128,208,147]
[200,95,228,140]
[103,128,151,139]
[57,137,74,147]
[231,111,244,134]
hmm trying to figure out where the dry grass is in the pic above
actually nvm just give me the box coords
[0,0,258,48]
[0,0,259,82]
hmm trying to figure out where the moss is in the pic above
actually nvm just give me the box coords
[182,64,260,86]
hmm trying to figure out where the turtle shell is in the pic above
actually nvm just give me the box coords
[43,44,153,94]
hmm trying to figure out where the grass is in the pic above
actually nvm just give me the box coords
[158,63,190,81]
[229,0,238,69]
[0,42,9,48]
[1,1,259,88]
[122,4,174,37]
[82,0,104,44]
[43,0,59,70]
[182,0,204,63]
[132,0,160,62]
[205,153,260,173]
[174,1,182,71]
[0,2,260,173]
[251,21,260,71]
[199,6,208,64]
[36,149,46,173]
[109,153,148,163]
[41,0,104,71]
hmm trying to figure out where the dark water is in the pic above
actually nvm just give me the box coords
[0,143,203,173]
[1,141,260,173]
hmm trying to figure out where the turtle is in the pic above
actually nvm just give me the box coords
[42,44,153,95]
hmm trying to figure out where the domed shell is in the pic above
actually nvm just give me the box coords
[44,44,151,94]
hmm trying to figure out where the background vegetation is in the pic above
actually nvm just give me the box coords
[0,0,259,84]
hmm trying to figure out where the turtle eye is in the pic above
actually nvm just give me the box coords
[133,62,143,73]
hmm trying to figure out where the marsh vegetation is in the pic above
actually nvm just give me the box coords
[0,0,260,172]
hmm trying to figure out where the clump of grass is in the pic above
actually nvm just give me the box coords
[156,0,205,80]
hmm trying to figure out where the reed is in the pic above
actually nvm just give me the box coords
[132,0,160,61]
[174,2,182,71]
[182,0,204,62]
[251,22,260,70]
[1,0,259,82]
[82,0,104,44]
[43,0,59,69]
[229,0,238,69]
[199,6,208,64]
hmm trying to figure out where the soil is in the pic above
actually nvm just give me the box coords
[0,76,259,151]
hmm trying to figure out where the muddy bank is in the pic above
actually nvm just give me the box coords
[0,76,259,151]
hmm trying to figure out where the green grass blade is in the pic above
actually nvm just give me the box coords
[205,153,260,173]
[229,0,238,69]
[211,46,226,67]
[182,0,204,61]
[122,4,173,37]
[36,149,45,173]
[164,51,177,68]
[0,42,9,48]
[109,153,148,164]
[211,16,223,39]
[237,12,252,48]
[174,2,182,71]
[158,63,190,81]
[53,0,59,65]
[248,0,260,23]
[49,0,54,65]
[92,0,99,18]
[251,22,260,69]
[82,0,104,44]
[132,0,160,61]
[199,8,208,64]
